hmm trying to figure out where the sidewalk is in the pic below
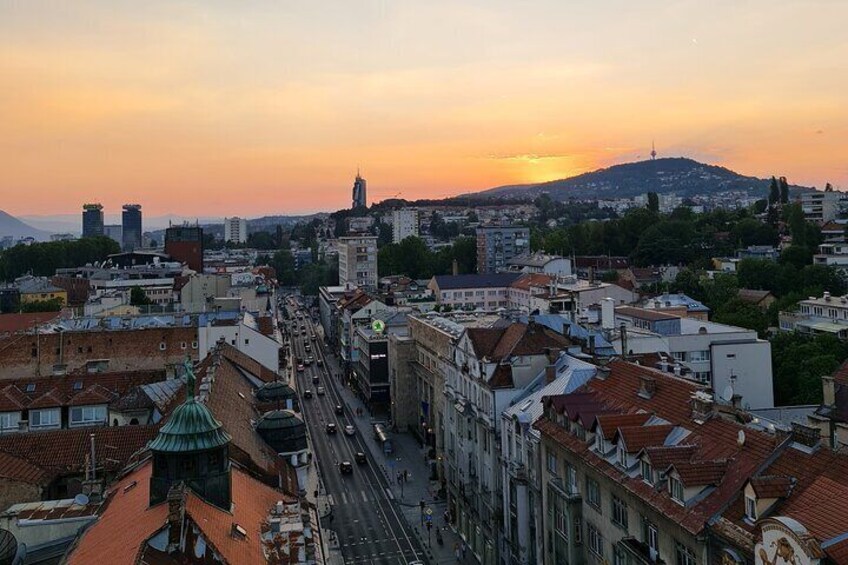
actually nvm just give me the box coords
[319,336,475,565]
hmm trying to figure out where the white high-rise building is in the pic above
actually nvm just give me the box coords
[391,208,419,243]
[338,235,378,290]
[223,217,247,244]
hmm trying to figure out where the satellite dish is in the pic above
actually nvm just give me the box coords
[73,493,89,506]
[721,385,734,403]
[737,430,746,446]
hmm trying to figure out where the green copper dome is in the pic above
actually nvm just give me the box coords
[148,360,231,453]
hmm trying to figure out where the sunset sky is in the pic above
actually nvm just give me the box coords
[1,1,847,217]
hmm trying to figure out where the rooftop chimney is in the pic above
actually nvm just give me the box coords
[545,363,556,385]
[690,391,714,421]
[620,322,628,358]
[600,298,615,330]
[822,375,836,407]
[790,422,821,449]
[166,483,185,553]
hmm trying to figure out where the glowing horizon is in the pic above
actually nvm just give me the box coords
[1,1,847,218]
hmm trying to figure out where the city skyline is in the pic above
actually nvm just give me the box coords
[2,0,847,217]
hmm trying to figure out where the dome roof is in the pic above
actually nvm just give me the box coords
[256,410,307,454]
[148,362,231,453]
[256,381,297,404]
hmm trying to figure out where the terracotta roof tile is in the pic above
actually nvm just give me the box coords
[670,459,727,487]
[642,445,698,469]
[65,462,168,565]
[594,413,651,437]
[614,424,675,453]
[467,323,570,363]
[509,273,554,291]
[749,475,793,499]
[0,451,48,484]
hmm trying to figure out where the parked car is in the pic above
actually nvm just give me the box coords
[344,424,355,436]
[325,423,337,434]
[339,461,353,474]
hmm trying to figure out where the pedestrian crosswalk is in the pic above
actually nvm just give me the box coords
[337,490,370,505]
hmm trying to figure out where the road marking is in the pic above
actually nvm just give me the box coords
[385,488,394,500]
[340,492,348,504]
[361,490,368,502]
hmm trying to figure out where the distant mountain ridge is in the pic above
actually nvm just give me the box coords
[0,210,52,241]
[474,157,814,201]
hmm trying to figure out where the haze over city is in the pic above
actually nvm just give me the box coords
[2,0,847,217]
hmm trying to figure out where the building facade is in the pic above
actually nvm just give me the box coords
[82,203,104,238]
[338,235,378,291]
[476,225,530,274]
[121,204,142,251]
[165,225,204,273]
[224,217,248,244]
[392,208,419,243]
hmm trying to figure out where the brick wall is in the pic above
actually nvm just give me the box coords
[0,327,199,379]
[0,479,41,511]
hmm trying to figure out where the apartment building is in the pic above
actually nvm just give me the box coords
[801,189,847,224]
[476,225,530,274]
[445,321,570,564]
[536,360,848,565]
[223,216,248,244]
[338,235,378,291]
[612,306,774,409]
[500,353,597,565]
[779,291,848,339]
[428,273,519,310]
[392,208,419,243]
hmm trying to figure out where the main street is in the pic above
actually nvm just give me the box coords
[282,299,426,565]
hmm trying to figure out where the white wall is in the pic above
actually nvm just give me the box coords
[198,319,280,373]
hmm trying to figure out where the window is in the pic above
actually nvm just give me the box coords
[676,543,697,565]
[0,412,20,432]
[688,350,710,362]
[588,523,604,557]
[546,450,558,475]
[573,516,582,544]
[73,381,83,391]
[641,460,653,483]
[70,405,107,427]
[595,433,604,452]
[618,445,628,467]
[644,520,659,556]
[25,383,36,393]
[612,495,628,529]
[586,477,601,509]
[670,477,685,503]
[180,341,187,350]
[566,465,578,494]
[192,341,198,349]
[29,408,60,429]
[745,495,757,520]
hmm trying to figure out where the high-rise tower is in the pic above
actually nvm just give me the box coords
[82,203,104,238]
[121,204,142,251]
[352,170,367,209]
[651,140,657,161]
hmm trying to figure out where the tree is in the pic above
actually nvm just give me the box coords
[270,249,297,286]
[647,192,659,213]
[246,231,277,250]
[130,286,152,306]
[779,176,789,204]
[768,177,780,205]
[770,332,848,405]
[20,298,64,313]
[825,182,834,192]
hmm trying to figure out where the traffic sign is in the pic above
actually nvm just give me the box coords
[425,507,433,516]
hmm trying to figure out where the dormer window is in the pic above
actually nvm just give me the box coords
[641,460,652,483]
[618,445,627,468]
[595,432,603,452]
[745,494,757,521]
[669,476,684,504]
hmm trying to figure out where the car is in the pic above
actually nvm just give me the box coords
[303,358,311,366]
[316,359,323,367]
[301,330,306,335]
[312,375,320,384]
[334,404,344,415]
[317,386,325,396]
[296,364,304,372]
[354,451,367,464]
[303,389,313,399]
[325,422,337,434]
[311,334,317,341]
[344,424,355,436]
[306,356,314,364]
[304,344,311,352]
[339,461,353,474]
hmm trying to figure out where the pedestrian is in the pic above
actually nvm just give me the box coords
[454,543,461,562]
[461,541,467,559]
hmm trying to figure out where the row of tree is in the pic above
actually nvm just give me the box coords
[0,237,120,282]
[378,236,477,280]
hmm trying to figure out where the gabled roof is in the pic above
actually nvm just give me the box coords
[749,475,793,499]
[614,424,675,453]
[466,322,570,362]
[594,413,651,437]
[737,288,774,304]
[669,459,727,487]
[509,273,554,291]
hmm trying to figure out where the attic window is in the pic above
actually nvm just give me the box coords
[123,480,138,493]
[745,495,757,521]
[25,383,36,393]
[669,476,684,504]
[641,460,652,483]
[73,381,83,391]
[192,341,198,349]
[180,342,187,350]
[617,445,627,468]
[231,523,247,539]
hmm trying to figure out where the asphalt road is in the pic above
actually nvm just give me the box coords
[282,300,426,565]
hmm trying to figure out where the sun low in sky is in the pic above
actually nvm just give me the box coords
[1,0,846,217]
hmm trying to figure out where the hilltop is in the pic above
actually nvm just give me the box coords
[474,157,813,201]
[0,210,52,241]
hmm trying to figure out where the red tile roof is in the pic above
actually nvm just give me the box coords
[594,413,652,437]
[749,475,793,499]
[0,451,47,484]
[0,312,62,335]
[509,273,554,291]
[65,462,168,565]
[670,459,727,487]
[614,424,675,453]
[467,322,569,363]
[535,361,781,536]
[0,424,158,482]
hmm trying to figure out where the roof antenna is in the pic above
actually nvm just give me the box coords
[650,140,657,161]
